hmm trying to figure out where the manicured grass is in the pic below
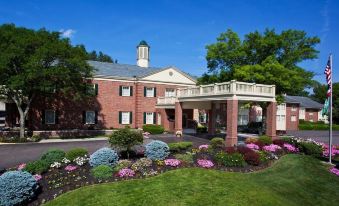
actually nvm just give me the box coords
[45,155,339,206]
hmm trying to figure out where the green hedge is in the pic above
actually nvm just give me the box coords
[143,125,165,134]
[168,142,193,152]
[299,121,339,130]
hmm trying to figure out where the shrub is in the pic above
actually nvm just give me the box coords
[118,168,135,177]
[91,165,113,180]
[214,151,245,167]
[258,135,272,145]
[145,140,170,160]
[65,148,88,161]
[272,139,285,147]
[109,128,143,158]
[41,148,65,165]
[225,147,237,154]
[174,153,194,163]
[196,159,214,168]
[196,125,207,133]
[113,160,133,172]
[258,151,270,164]
[24,160,49,174]
[142,124,165,134]
[89,147,119,167]
[0,171,39,206]
[243,150,261,166]
[262,144,282,153]
[237,146,253,155]
[168,142,193,152]
[298,142,323,157]
[253,141,265,149]
[245,137,258,144]
[131,158,152,172]
[210,137,224,149]
[164,159,181,167]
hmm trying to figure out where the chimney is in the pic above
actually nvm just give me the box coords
[136,40,150,67]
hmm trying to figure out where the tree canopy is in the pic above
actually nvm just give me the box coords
[198,29,320,96]
[87,50,116,63]
[0,24,94,138]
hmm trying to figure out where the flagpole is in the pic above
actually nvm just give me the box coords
[329,54,333,164]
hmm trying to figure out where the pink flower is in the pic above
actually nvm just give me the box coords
[17,163,26,170]
[199,144,209,150]
[283,143,299,153]
[65,165,77,172]
[262,144,282,153]
[246,143,259,150]
[164,159,181,167]
[197,159,214,168]
[330,167,339,176]
[322,144,339,157]
[118,168,135,177]
[33,174,42,181]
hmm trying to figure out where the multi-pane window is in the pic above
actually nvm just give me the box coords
[165,88,176,97]
[146,112,154,124]
[309,112,313,116]
[86,111,96,124]
[122,86,131,96]
[146,87,155,97]
[291,115,297,122]
[45,110,56,124]
[86,84,98,96]
[238,115,249,125]
[121,112,131,124]
[291,105,297,112]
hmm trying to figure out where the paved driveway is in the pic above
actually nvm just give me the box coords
[286,130,339,144]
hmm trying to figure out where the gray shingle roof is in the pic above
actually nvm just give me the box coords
[87,60,163,79]
[285,95,323,109]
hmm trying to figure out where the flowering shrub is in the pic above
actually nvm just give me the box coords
[330,167,339,176]
[50,162,61,168]
[17,163,26,170]
[0,171,39,206]
[62,158,71,164]
[283,143,298,153]
[65,165,77,172]
[262,144,282,153]
[89,147,119,167]
[197,159,214,168]
[322,144,339,157]
[118,168,135,177]
[215,152,245,167]
[145,140,170,160]
[33,174,42,181]
[246,143,259,150]
[41,149,65,165]
[199,144,209,150]
[164,159,181,167]
[131,158,152,172]
[66,148,88,161]
[74,155,89,166]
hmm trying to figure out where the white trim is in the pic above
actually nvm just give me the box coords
[121,112,131,125]
[92,77,195,86]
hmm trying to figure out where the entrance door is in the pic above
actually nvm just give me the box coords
[182,113,187,128]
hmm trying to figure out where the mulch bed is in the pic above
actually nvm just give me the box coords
[27,153,274,206]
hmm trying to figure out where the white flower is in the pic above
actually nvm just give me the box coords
[74,156,89,166]
[62,158,71,164]
[50,162,61,168]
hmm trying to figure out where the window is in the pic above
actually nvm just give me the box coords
[121,112,131,125]
[238,115,248,126]
[144,87,156,97]
[45,110,56,124]
[165,88,176,97]
[199,114,207,123]
[86,111,96,124]
[86,84,98,96]
[309,112,313,116]
[122,86,131,96]
[144,112,155,124]
[291,105,297,112]
[291,115,297,122]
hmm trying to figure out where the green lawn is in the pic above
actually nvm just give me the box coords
[45,155,339,206]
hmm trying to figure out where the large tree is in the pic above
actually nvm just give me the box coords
[87,50,116,63]
[0,24,94,139]
[199,29,320,97]
[311,82,339,124]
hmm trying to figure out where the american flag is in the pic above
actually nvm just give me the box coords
[324,56,332,97]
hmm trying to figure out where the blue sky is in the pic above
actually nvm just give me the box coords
[0,0,338,84]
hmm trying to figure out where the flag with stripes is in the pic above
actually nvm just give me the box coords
[324,57,332,97]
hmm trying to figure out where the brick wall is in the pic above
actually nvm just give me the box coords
[286,103,299,131]
[305,109,319,122]
[7,79,184,130]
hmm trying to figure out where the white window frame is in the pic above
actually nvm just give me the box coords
[165,88,176,97]
[121,112,131,125]
[291,115,297,122]
[291,105,297,112]
[122,86,131,97]
[45,110,56,125]
[146,112,154,124]
[86,111,96,125]
[146,87,155,97]
[309,112,313,116]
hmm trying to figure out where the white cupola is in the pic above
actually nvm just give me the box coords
[136,40,150,68]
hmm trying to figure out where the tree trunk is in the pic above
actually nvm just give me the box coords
[12,94,35,140]
[19,110,25,139]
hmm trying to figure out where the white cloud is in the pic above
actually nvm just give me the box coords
[59,29,76,38]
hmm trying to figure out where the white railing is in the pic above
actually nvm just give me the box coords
[157,96,177,105]
[177,80,275,98]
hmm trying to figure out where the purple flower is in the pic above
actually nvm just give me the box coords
[199,144,209,150]
[197,159,214,168]
[118,168,135,177]
[330,167,339,176]
[65,165,77,172]
[33,174,42,181]
[246,143,259,150]
[283,143,298,153]
[17,163,26,170]
[164,159,181,167]
[263,144,282,153]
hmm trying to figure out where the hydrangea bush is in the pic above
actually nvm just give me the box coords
[283,143,298,153]
[89,147,119,167]
[262,144,282,153]
[145,140,170,160]
[197,159,214,168]
[164,159,181,167]
[0,171,39,206]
